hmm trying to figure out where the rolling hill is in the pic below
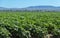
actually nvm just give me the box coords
[0,6,60,11]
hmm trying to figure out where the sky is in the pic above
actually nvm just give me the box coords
[0,0,60,8]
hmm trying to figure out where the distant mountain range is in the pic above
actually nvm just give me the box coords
[0,6,60,11]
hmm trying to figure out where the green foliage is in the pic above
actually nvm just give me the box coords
[0,11,60,38]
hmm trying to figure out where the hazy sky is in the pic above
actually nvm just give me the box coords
[0,0,60,8]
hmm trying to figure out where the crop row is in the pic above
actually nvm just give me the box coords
[0,12,60,38]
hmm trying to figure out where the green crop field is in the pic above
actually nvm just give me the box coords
[0,11,60,38]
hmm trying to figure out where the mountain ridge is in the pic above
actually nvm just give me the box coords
[0,6,60,11]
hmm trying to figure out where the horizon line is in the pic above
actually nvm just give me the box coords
[0,5,60,8]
